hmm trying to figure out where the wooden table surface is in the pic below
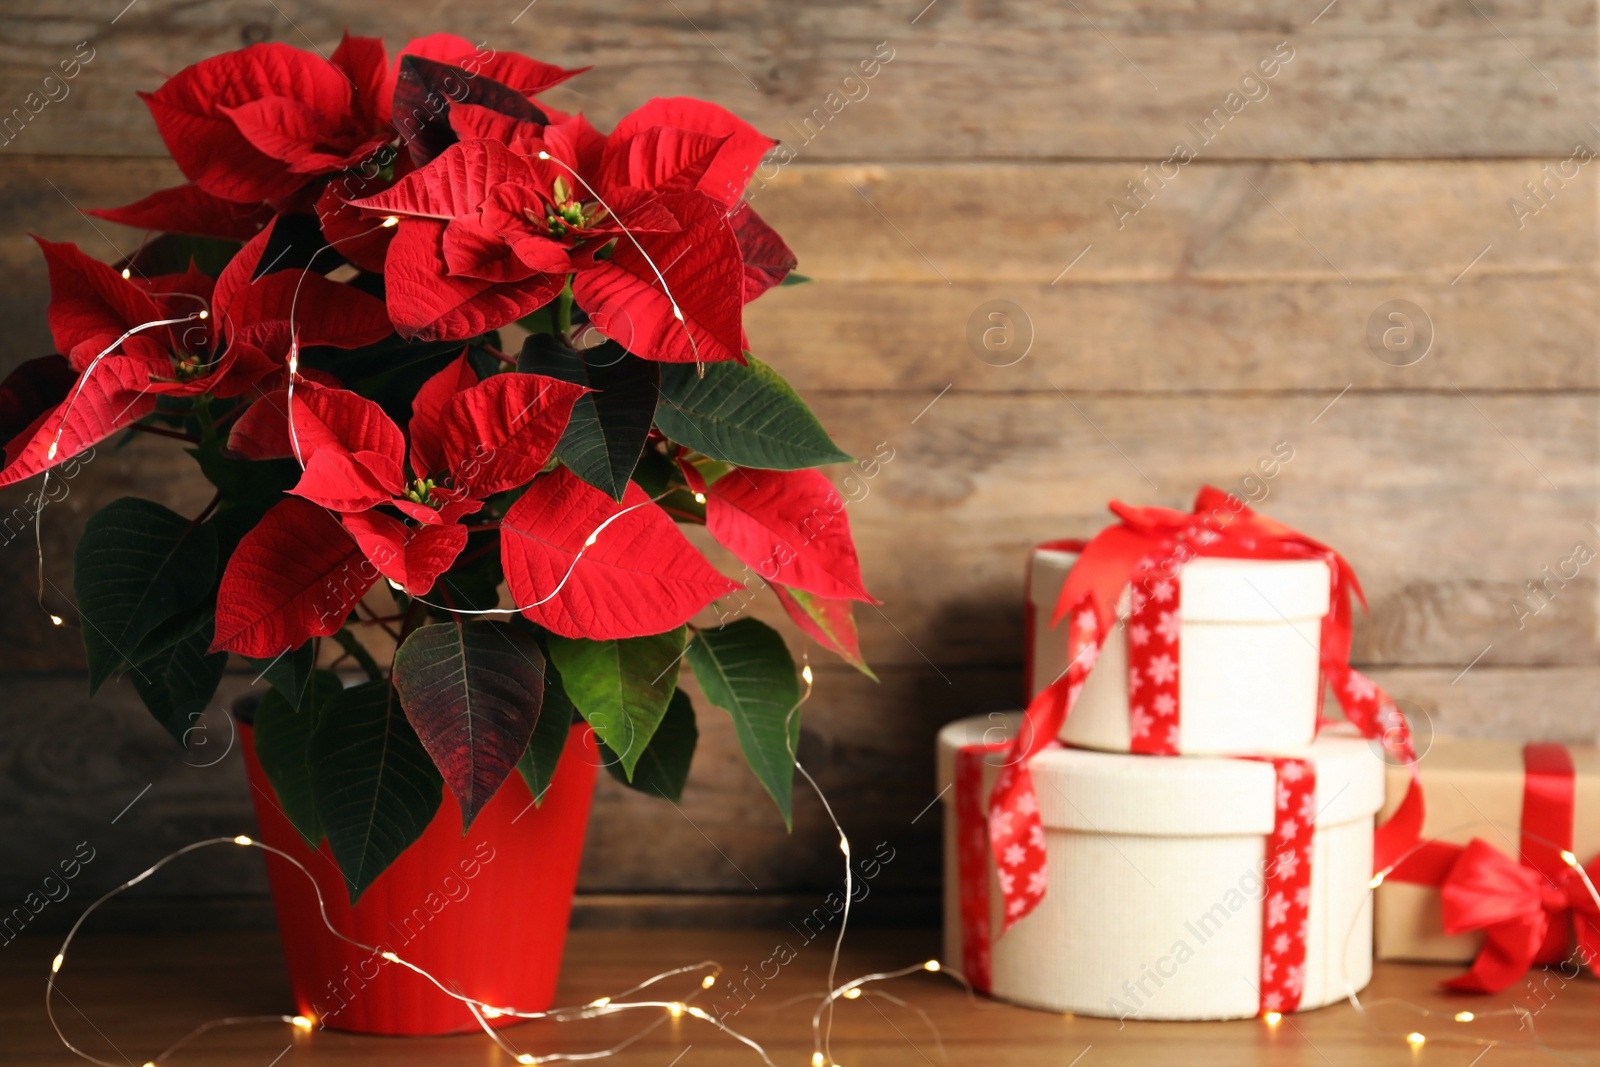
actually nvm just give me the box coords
[7,928,1598,1066]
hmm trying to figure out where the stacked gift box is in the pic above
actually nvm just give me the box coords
[941,487,1600,1020]
[938,488,1420,1020]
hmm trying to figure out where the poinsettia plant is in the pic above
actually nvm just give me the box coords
[3,33,876,899]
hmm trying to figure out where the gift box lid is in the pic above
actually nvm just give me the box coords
[938,716,1384,836]
[1029,546,1332,624]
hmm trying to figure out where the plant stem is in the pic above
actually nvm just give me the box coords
[555,280,574,340]
[332,628,384,682]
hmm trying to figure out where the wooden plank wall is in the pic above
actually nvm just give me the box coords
[0,0,1596,928]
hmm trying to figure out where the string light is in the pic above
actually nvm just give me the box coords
[46,640,971,1067]
[49,614,63,626]
[1454,1011,1474,1023]
[693,492,707,504]
[1405,1031,1426,1048]
[1263,1011,1282,1025]
[382,215,400,227]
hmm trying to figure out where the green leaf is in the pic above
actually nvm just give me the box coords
[547,628,686,780]
[253,670,343,847]
[243,641,317,708]
[391,621,547,828]
[516,661,579,805]
[686,619,801,827]
[654,355,851,470]
[520,335,660,500]
[602,688,698,801]
[127,621,227,747]
[309,681,443,903]
[779,273,812,286]
[74,498,218,694]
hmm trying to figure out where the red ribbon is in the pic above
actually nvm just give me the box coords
[1255,757,1318,1013]
[959,488,1425,1011]
[1392,743,1600,993]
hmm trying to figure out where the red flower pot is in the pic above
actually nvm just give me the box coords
[239,719,599,1035]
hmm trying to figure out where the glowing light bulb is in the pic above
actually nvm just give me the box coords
[838,834,850,856]
[290,1014,313,1030]
[686,1005,711,1021]
[143,1062,157,1067]
[381,951,400,963]
[538,151,552,160]
[517,1056,536,1065]
[671,305,685,322]
[382,215,399,228]
[1368,871,1386,889]
[387,579,405,593]
[46,442,58,460]
[1562,849,1579,867]
[589,996,611,1008]
[1263,1011,1282,1025]
[802,664,814,685]
[842,987,861,1000]
[701,974,717,989]
[812,1055,826,1067]
[198,310,208,320]
[121,268,132,279]
[287,353,299,375]
[1406,1032,1426,1048]
[49,615,63,627]
[583,531,599,548]
[693,492,707,504]
[233,835,253,846]
[668,1001,684,1018]
[923,959,941,973]
[482,1007,503,1019]
[1454,1011,1475,1022]
[51,954,64,974]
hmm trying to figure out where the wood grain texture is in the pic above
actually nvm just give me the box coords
[8,929,1600,1065]
[0,0,1594,159]
[3,664,1598,913]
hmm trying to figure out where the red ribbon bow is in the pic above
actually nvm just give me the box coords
[1393,743,1600,993]
[1436,839,1600,992]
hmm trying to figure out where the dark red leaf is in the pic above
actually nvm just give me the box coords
[705,467,874,602]
[501,468,737,639]
[211,497,377,658]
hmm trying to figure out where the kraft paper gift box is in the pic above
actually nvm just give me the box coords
[940,716,1384,1020]
[1027,544,1331,755]
[1376,737,1600,962]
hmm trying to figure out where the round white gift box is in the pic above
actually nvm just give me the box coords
[1028,546,1332,755]
[938,716,1382,1019]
